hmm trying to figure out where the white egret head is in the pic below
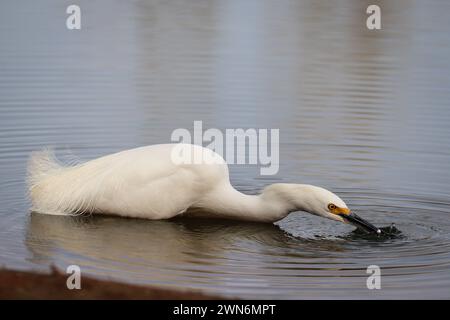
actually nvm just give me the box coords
[264,184,380,233]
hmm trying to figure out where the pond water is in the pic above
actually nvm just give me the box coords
[1,0,450,299]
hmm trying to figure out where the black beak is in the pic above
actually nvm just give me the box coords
[340,212,381,234]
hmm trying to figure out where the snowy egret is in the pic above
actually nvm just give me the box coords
[28,144,380,233]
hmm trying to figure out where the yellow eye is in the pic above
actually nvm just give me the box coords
[328,203,337,211]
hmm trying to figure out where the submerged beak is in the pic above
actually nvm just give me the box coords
[340,212,381,234]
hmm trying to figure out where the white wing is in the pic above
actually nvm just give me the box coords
[28,144,229,219]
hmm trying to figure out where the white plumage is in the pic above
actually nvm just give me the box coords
[28,143,354,224]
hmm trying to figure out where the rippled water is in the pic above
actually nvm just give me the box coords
[1,0,450,299]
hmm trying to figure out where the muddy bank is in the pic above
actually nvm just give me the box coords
[0,267,223,299]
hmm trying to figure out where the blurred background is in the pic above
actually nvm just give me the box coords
[1,0,450,299]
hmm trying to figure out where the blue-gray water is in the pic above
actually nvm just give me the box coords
[1,0,450,299]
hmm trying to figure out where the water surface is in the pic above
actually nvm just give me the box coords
[1,0,450,299]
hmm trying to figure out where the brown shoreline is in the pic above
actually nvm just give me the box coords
[0,267,225,300]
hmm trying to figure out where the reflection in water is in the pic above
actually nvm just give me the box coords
[26,213,355,297]
[1,0,450,298]
[26,213,293,268]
